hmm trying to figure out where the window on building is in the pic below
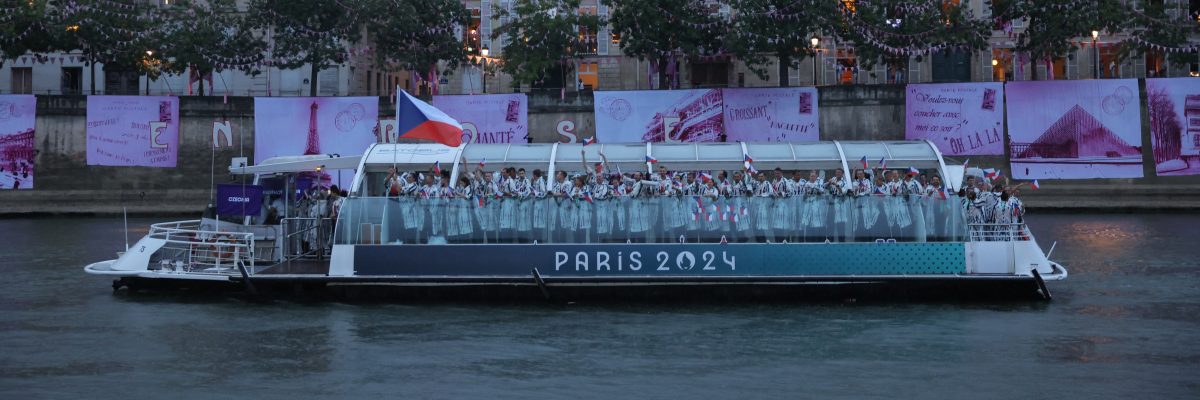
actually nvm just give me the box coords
[610,32,621,48]
[11,68,32,94]
[885,56,907,84]
[1050,56,1067,80]
[1099,44,1121,78]
[992,48,1014,81]
[932,50,971,82]
[578,6,598,55]
[690,61,729,87]
[366,70,372,95]
[61,67,82,95]
[465,8,482,55]
[835,48,857,84]
[577,62,598,90]
[104,68,137,95]
[1146,48,1166,77]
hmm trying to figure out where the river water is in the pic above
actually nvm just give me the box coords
[1,214,1197,399]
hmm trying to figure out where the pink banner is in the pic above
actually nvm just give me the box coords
[595,89,724,143]
[86,96,179,167]
[723,87,819,142]
[432,94,528,144]
[1146,78,1200,176]
[0,95,36,189]
[1006,80,1143,179]
[253,97,379,164]
[905,82,1004,155]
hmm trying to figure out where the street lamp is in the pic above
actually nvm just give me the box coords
[480,45,490,94]
[144,50,155,95]
[1091,30,1100,79]
[810,36,821,86]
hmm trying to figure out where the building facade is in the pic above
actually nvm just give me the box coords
[2,0,1196,97]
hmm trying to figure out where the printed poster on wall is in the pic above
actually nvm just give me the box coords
[86,96,179,167]
[1006,80,1143,179]
[254,97,379,188]
[594,89,725,143]
[0,95,36,189]
[1146,77,1200,176]
[905,82,1004,155]
[433,93,528,143]
[723,87,819,142]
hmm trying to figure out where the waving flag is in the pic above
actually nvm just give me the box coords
[939,187,949,199]
[396,89,463,147]
[746,163,759,175]
[1030,180,1040,190]
[699,172,713,183]
[475,195,485,207]
[744,154,754,164]
[433,161,442,175]
[583,191,594,204]
[583,136,597,146]
[985,168,1001,179]
[860,156,869,169]
[693,196,704,210]
[878,157,887,169]
[646,155,658,164]
[907,166,919,176]
[478,158,487,168]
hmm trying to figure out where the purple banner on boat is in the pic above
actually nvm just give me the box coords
[0,95,36,189]
[723,87,819,142]
[1006,80,1144,179]
[595,89,725,143]
[216,184,263,216]
[432,93,528,144]
[1146,78,1200,176]
[905,82,1004,155]
[86,96,179,167]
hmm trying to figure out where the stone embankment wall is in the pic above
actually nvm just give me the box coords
[3,84,1198,215]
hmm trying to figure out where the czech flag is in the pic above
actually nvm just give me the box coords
[699,172,713,183]
[433,161,442,175]
[583,191,594,204]
[646,155,658,164]
[860,156,869,170]
[746,163,759,175]
[693,196,704,210]
[1030,180,1040,190]
[907,166,919,176]
[478,158,486,168]
[878,157,887,169]
[744,154,754,164]
[396,89,463,147]
[475,195,485,207]
[985,168,1001,179]
[583,136,597,146]
[939,187,949,199]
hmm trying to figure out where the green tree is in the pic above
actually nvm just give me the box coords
[491,0,602,87]
[1115,0,1199,71]
[52,0,158,94]
[835,0,990,78]
[604,0,726,89]
[1007,0,1129,80]
[248,0,366,96]
[157,0,265,96]
[365,0,469,88]
[0,0,57,69]
[727,0,833,86]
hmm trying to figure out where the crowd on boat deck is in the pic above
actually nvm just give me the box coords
[336,150,1029,245]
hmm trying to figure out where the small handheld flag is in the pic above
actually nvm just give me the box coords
[907,166,919,176]
[744,154,754,164]
[396,90,464,147]
[583,136,597,146]
[746,163,759,175]
[583,191,594,204]
[1030,180,1040,190]
[478,158,487,168]
[433,161,442,175]
[860,156,869,170]
[699,172,713,183]
[939,187,949,199]
[878,157,887,169]
[646,155,658,164]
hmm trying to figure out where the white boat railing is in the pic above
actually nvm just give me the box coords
[144,220,256,275]
[967,223,1031,242]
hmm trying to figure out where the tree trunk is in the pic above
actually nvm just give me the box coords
[1030,53,1039,81]
[778,53,791,87]
[89,57,96,95]
[199,69,206,96]
[309,61,319,96]
[657,56,668,90]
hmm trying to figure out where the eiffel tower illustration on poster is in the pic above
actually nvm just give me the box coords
[303,101,332,187]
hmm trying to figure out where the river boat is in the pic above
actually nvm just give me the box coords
[84,141,1067,300]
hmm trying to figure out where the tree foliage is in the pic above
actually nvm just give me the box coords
[366,0,470,77]
[492,0,602,86]
[834,0,991,71]
[727,0,834,85]
[247,0,367,96]
[604,0,727,89]
[157,0,265,95]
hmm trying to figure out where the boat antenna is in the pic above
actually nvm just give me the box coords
[123,206,130,251]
